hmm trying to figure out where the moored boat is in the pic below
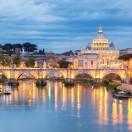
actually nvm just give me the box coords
[113,91,132,99]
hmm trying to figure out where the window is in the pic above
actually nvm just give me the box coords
[91,60,93,66]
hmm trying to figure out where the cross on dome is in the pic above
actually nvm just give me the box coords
[98,26,103,33]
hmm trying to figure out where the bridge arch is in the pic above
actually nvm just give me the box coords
[46,70,65,79]
[17,72,35,80]
[102,73,122,82]
[0,71,11,79]
[75,73,93,79]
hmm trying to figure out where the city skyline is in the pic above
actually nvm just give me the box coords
[0,0,132,53]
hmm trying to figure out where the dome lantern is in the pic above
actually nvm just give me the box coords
[98,26,103,33]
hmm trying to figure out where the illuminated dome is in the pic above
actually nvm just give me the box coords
[91,26,110,49]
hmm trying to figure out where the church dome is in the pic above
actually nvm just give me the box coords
[91,26,110,49]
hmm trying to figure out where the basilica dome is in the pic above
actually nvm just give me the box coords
[91,26,110,49]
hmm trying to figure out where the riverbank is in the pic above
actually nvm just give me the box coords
[103,80,120,91]
[117,83,132,92]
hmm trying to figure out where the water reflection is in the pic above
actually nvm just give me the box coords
[0,80,132,130]
[128,98,132,131]
[91,86,132,130]
[92,87,108,125]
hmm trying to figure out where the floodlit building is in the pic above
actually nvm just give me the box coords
[72,26,123,69]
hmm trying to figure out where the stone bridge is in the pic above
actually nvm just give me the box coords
[0,68,129,82]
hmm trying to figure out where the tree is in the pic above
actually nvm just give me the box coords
[0,55,11,66]
[39,48,45,54]
[23,42,37,52]
[12,44,23,53]
[0,75,7,83]
[119,54,132,61]
[13,54,21,67]
[58,60,72,68]
[26,56,35,67]
[2,43,13,55]
[61,50,74,56]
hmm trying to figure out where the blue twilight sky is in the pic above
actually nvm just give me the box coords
[0,0,132,53]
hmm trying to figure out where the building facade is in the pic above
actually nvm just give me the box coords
[72,27,123,69]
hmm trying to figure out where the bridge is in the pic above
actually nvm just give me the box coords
[0,68,129,82]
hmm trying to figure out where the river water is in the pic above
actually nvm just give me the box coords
[0,80,132,132]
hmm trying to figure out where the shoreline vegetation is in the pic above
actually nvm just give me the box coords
[103,80,120,91]
[0,75,8,84]
[36,79,47,87]
[103,80,132,99]
[63,79,75,87]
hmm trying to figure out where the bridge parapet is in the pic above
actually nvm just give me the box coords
[0,68,127,81]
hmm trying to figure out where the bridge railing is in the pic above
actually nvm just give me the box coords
[0,68,126,71]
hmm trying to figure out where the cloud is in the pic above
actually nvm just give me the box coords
[0,0,131,52]
[0,0,62,22]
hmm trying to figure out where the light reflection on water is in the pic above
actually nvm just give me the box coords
[0,80,132,132]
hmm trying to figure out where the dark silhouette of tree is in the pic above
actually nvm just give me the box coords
[23,42,37,52]
[39,48,45,54]
[58,60,71,68]
[0,43,38,54]
[119,54,132,60]
[12,44,23,52]
[61,50,74,56]
[2,43,13,55]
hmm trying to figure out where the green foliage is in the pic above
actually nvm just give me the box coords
[103,80,109,86]
[23,42,37,52]
[64,81,74,87]
[58,60,71,68]
[13,54,21,67]
[26,56,35,67]
[81,79,93,84]
[119,54,132,60]
[38,49,45,54]
[2,43,13,55]
[1,43,38,54]
[103,80,120,90]
[0,75,7,83]
[0,55,11,66]
[36,79,47,87]
[61,50,74,56]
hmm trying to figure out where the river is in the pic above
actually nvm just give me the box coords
[0,80,132,132]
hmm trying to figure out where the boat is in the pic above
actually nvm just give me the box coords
[113,91,132,99]
[4,91,11,95]
[0,90,11,96]
[4,85,11,95]
[0,92,4,96]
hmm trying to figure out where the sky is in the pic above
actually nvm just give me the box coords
[0,0,132,53]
